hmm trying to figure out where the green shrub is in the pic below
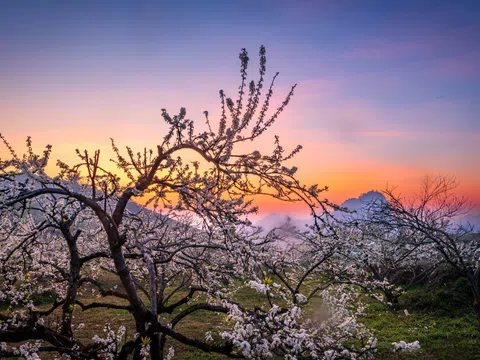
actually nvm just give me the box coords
[399,277,473,315]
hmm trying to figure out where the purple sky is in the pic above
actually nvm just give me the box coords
[1,0,479,213]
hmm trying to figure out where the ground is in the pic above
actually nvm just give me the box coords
[2,283,479,359]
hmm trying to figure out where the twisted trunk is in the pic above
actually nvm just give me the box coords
[60,228,81,337]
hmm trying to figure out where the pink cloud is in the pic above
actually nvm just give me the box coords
[358,130,406,138]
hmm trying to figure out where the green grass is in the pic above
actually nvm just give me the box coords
[2,282,480,359]
[360,299,480,360]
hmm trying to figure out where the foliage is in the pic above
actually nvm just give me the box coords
[399,277,473,315]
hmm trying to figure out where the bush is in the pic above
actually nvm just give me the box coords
[400,276,473,315]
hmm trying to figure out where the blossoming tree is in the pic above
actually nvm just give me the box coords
[0,47,419,359]
[367,175,480,324]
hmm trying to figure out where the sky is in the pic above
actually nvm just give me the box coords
[1,0,479,216]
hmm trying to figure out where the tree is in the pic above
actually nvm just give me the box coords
[369,175,480,324]
[344,216,442,305]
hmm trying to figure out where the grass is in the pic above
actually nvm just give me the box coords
[2,281,479,359]
[360,298,480,360]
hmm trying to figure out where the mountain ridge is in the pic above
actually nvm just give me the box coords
[255,190,479,232]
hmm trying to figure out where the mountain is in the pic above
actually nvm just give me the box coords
[253,191,480,247]
[339,191,386,211]
[254,213,311,235]
[254,191,387,231]
[254,191,387,234]
[5,175,165,223]
[333,190,387,221]
[457,210,480,231]
[335,190,480,230]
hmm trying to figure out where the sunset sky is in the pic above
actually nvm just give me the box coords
[1,0,479,216]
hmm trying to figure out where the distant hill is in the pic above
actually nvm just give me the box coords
[254,191,387,234]
[254,213,311,234]
[6,175,163,222]
[333,190,387,221]
[457,210,480,231]
[338,191,386,212]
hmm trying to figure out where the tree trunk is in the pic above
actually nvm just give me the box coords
[384,289,399,305]
[150,332,162,359]
[473,292,480,327]
[60,273,80,337]
[60,228,81,337]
